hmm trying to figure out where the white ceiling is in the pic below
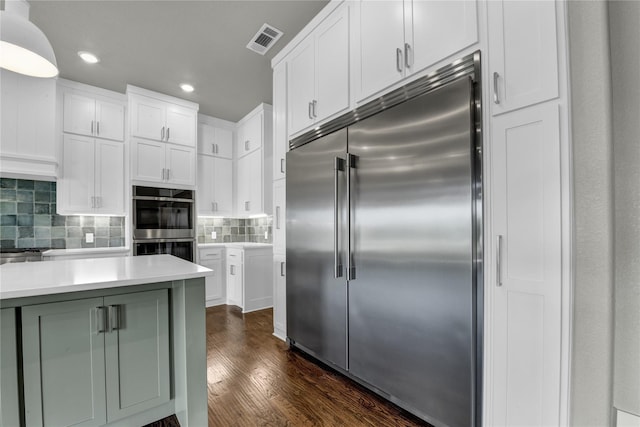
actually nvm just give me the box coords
[24,0,329,122]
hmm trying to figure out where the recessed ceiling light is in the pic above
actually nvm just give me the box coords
[180,83,194,93]
[78,51,99,64]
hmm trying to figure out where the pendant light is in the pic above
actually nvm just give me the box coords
[0,0,58,78]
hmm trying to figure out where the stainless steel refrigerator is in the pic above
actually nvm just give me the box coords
[286,56,482,427]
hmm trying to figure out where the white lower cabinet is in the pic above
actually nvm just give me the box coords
[132,137,195,187]
[22,289,170,426]
[226,246,273,312]
[489,102,562,426]
[273,254,286,340]
[58,134,125,216]
[1,309,20,427]
[199,247,226,307]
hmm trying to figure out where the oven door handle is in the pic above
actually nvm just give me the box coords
[132,195,194,203]
[133,238,196,243]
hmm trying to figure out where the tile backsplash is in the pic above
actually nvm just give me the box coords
[197,216,272,244]
[0,178,126,250]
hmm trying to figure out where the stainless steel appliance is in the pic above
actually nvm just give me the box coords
[0,248,43,264]
[132,186,196,261]
[286,53,482,427]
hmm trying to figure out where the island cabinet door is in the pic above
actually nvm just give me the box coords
[104,289,170,422]
[22,298,107,427]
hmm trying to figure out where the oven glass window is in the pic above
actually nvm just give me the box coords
[135,200,193,230]
[135,241,193,262]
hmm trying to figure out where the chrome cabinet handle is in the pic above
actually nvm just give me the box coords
[334,157,345,278]
[91,120,94,134]
[308,102,313,120]
[161,126,165,140]
[166,169,170,181]
[161,168,165,181]
[245,201,250,211]
[245,140,250,151]
[109,305,120,331]
[312,100,318,118]
[215,144,219,154]
[166,127,170,141]
[96,121,100,135]
[230,265,235,275]
[396,48,403,73]
[212,143,215,154]
[404,43,412,68]
[280,158,285,174]
[96,306,106,333]
[493,72,500,104]
[90,196,94,208]
[275,206,281,230]
[496,235,503,286]
[214,202,218,212]
[96,196,101,209]
[280,261,285,277]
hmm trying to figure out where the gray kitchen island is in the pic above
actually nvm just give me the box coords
[0,254,211,427]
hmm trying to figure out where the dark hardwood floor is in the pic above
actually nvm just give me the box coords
[206,305,429,426]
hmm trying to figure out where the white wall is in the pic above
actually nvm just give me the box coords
[610,0,640,418]
[567,1,615,425]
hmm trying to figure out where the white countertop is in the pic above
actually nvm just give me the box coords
[42,247,130,257]
[198,243,272,250]
[0,255,212,300]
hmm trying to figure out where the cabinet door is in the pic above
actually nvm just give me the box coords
[63,92,95,137]
[273,62,288,180]
[131,96,165,141]
[315,4,350,123]
[132,139,165,183]
[356,0,405,102]
[95,140,125,215]
[273,255,287,340]
[166,105,197,147]
[488,0,559,115]
[105,290,170,422]
[236,154,250,215]
[197,154,216,215]
[22,298,107,427]
[409,0,477,74]
[287,38,316,135]
[166,144,196,186]
[237,112,263,156]
[214,126,234,159]
[58,134,95,214]
[213,157,234,216]
[1,309,20,427]
[490,104,562,426]
[200,250,224,303]
[273,179,286,255]
[246,149,263,215]
[226,250,243,307]
[95,99,125,142]
[198,123,216,155]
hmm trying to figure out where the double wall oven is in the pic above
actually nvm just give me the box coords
[132,186,195,262]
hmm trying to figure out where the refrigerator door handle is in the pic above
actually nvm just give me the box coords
[334,157,345,278]
[347,154,357,281]
[496,234,503,286]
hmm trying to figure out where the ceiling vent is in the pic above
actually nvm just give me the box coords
[247,24,283,55]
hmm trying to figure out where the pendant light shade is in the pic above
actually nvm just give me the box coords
[0,0,58,78]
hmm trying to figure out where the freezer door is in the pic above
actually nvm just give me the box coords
[348,78,477,427]
[286,128,348,370]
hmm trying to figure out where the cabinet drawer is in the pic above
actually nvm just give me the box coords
[199,249,223,261]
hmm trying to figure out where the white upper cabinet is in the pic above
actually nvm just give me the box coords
[0,70,56,178]
[128,86,197,147]
[272,62,288,180]
[236,112,263,157]
[488,0,559,115]
[287,3,350,136]
[131,137,196,188]
[63,92,124,141]
[58,134,124,216]
[354,0,478,103]
[197,155,233,217]
[198,122,233,159]
[236,150,263,216]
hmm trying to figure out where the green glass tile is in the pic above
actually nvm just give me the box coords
[51,227,66,238]
[16,190,34,202]
[34,181,51,192]
[16,238,34,248]
[1,215,17,226]
[16,215,33,226]
[65,238,82,249]
[17,203,33,214]
[0,202,17,214]
[66,227,82,238]
[51,239,66,249]
[34,215,51,226]
[35,239,51,248]
[0,189,16,201]
[34,191,50,203]
[34,204,49,214]
[109,217,123,226]
[51,215,65,226]
[109,227,122,237]
[95,227,109,237]
[95,217,109,227]
[0,178,16,189]
[17,180,34,190]
[0,226,16,239]
[95,238,109,248]
[81,216,95,227]
[109,238,124,247]
[0,240,16,249]
[18,227,34,238]
[34,227,51,239]
[66,216,80,226]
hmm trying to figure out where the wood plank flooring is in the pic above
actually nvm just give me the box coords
[206,305,429,426]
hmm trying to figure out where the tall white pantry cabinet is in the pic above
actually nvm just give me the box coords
[271,1,572,425]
